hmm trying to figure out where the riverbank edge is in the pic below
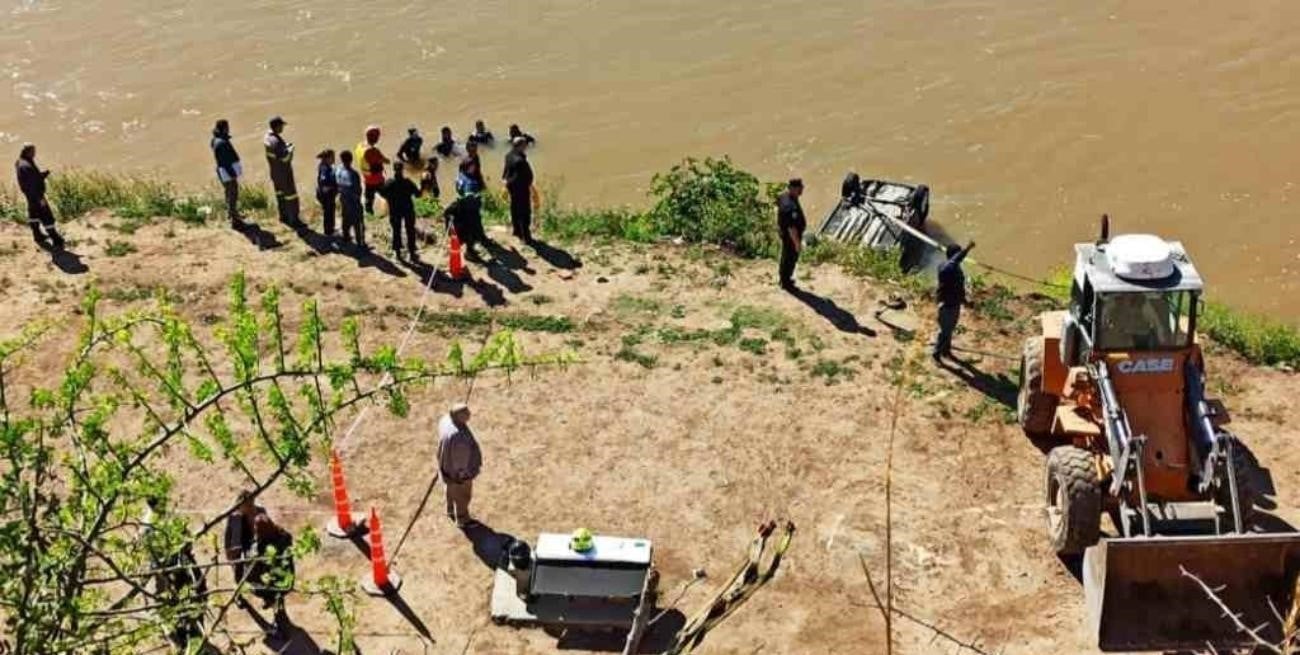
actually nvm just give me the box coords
[2,168,1296,370]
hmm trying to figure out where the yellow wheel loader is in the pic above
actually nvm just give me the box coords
[1018,217,1300,652]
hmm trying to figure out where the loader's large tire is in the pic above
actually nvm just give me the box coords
[1017,337,1057,438]
[1045,445,1101,556]
[1215,439,1262,529]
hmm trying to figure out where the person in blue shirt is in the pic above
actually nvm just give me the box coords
[934,241,976,362]
[336,150,366,248]
[315,149,338,237]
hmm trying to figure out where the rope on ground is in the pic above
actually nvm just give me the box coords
[880,213,1068,290]
[334,260,441,454]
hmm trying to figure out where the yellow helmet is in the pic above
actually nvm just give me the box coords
[570,527,595,553]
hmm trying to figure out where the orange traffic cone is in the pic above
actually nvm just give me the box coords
[325,449,366,538]
[361,506,402,595]
[448,227,466,280]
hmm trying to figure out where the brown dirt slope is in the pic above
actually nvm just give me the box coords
[1,215,1296,655]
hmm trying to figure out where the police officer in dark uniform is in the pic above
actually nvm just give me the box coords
[502,136,535,243]
[776,178,806,289]
[380,161,421,260]
[14,144,64,249]
[263,115,300,225]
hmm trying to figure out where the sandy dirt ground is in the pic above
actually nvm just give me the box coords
[1,213,1296,655]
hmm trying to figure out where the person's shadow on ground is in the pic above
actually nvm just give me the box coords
[786,285,876,337]
[242,604,324,655]
[232,220,285,251]
[937,355,1018,409]
[39,242,89,274]
[482,239,534,294]
[293,222,406,278]
[529,239,582,270]
[461,521,519,570]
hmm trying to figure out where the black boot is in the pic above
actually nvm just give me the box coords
[47,228,65,251]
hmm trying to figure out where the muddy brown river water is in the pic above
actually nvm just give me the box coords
[2,0,1298,318]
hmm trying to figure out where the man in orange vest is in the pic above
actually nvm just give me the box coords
[357,126,389,215]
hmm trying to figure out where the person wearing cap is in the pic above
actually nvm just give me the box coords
[356,126,390,215]
[397,126,423,167]
[14,143,64,249]
[434,126,457,157]
[437,403,481,527]
[263,116,300,225]
[336,150,366,247]
[315,149,339,237]
[380,161,421,260]
[502,135,536,243]
[776,178,806,289]
[934,241,976,363]
[210,119,244,228]
[467,119,495,147]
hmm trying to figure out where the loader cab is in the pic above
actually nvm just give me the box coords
[1062,234,1203,365]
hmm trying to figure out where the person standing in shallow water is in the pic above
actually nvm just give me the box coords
[210,119,243,228]
[14,143,64,250]
[776,178,806,290]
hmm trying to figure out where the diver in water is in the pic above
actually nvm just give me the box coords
[507,123,536,147]
[397,126,424,166]
[467,119,495,147]
[434,126,457,157]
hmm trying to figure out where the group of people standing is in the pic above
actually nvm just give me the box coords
[209,116,538,262]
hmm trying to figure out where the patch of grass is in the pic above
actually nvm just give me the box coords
[104,240,137,257]
[670,304,687,319]
[804,240,930,296]
[1201,301,1300,368]
[613,343,655,369]
[528,294,554,306]
[542,206,657,243]
[657,326,715,344]
[415,195,443,219]
[970,274,1017,323]
[498,314,574,333]
[738,337,767,355]
[610,294,663,316]
[810,358,856,385]
[417,309,574,334]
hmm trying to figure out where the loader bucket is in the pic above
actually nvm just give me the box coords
[1084,533,1300,652]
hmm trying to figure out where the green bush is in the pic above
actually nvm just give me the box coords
[1201,302,1300,368]
[648,157,775,258]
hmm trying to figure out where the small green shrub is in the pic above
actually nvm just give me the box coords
[415,195,442,219]
[811,359,855,384]
[615,345,657,369]
[648,157,775,258]
[104,240,137,257]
